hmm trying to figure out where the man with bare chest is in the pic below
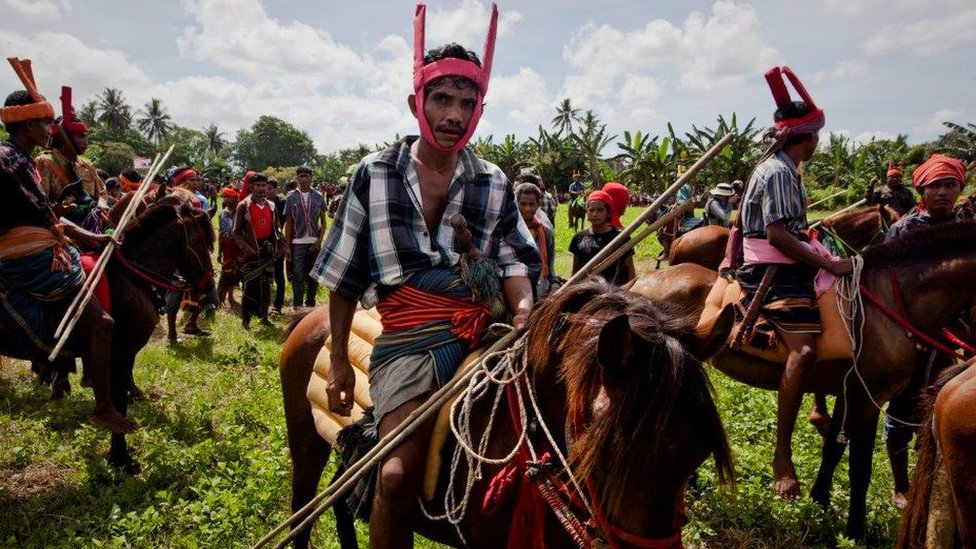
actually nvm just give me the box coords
[310,8,540,546]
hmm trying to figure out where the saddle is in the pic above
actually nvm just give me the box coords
[306,307,483,501]
[696,275,854,362]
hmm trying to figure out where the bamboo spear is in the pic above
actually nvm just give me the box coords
[252,132,735,549]
[809,198,867,230]
[807,189,848,210]
[48,146,174,361]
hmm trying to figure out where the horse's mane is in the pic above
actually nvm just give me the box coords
[861,220,976,270]
[121,201,213,251]
[820,205,880,228]
[527,279,734,514]
[897,360,973,549]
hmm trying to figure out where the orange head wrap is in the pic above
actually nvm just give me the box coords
[912,154,967,211]
[220,186,239,199]
[1,57,55,124]
[886,161,903,179]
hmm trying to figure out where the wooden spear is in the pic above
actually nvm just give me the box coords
[252,132,735,549]
[48,146,174,361]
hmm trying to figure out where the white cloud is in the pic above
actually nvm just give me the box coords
[852,130,896,145]
[913,108,961,138]
[487,67,552,126]
[423,0,523,48]
[0,0,70,21]
[864,9,976,56]
[822,0,968,16]
[562,1,776,108]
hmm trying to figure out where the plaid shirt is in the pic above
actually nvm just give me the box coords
[541,191,557,222]
[740,151,809,239]
[312,137,540,307]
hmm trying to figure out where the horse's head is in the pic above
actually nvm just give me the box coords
[121,199,215,291]
[549,286,735,545]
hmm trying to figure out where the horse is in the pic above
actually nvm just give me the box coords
[279,278,736,548]
[667,205,899,271]
[567,195,586,233]
[897,358,976,549]
[2,199,215,473]
[632,221,976,540]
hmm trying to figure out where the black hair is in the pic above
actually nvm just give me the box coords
[423,43,482,93]
[97,169,110,181]
[296,166,313,176]
[774,101,818,147]
[515,182,543,201]
[250,172,268,184]
[3,90,39,134]
[105,177,120,189]
[120,168,143,182]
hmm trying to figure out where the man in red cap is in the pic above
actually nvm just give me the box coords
[865,162,916,216]
[0,58,135,434]
[36,86,106,231]
[310,5,539,545]
[881,153,967,508]
[734,66,852,500]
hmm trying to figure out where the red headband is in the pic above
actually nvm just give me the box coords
[173,168,199,186]
[413,3,497,153]
[221,186,239,199]
[587,190,614,212]
[913,154,966,190]
[765,66,825,134]
[52,86,88,136]
[886,161,903,178]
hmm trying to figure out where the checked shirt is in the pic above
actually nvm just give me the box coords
[311,136,540,308]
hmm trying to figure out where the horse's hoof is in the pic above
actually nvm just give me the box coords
[810,487,830,507]
[108,454,142,476]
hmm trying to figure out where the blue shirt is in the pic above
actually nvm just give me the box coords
[740,151,809,239]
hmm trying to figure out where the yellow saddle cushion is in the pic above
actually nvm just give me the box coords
[306,307,482,502]
[698,274,854,362]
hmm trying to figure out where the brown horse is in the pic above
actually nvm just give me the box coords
[633,221,976,540]
[3,199,215,473]
[667,205,899,270]
[567,195,587,232]
[897,358,976,549]
[279,278,735,548]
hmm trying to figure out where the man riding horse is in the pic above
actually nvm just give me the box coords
[310,6,540,546]
[0,58,135,434]
[730,66,852,500]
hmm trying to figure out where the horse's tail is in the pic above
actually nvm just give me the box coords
[897,362,970,549]
[284,307,317,339]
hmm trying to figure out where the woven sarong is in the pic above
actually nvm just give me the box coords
[372,268,489,387]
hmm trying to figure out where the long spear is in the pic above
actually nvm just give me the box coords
[809,198,867,230]
[252,132,735,549]
[48,146,174,361]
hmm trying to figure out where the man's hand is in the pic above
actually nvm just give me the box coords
[327,356,356,416]
[511,307,531,330]
[828,258,854,277]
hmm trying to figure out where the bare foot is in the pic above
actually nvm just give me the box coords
[773,455,801,500]
[91,405,139,434]
[808,407,831,438]
[892,491,908,509]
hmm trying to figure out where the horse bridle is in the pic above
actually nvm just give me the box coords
[115,210,213,293]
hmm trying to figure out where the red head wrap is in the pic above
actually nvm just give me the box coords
[587,190,615,214]
[413,3,497,153]
[1,57,55,124]
[764,66,825,135]
[52,86,87,136]
[173,168,200,187]
[221,186,239,199]
[886,161,903,179]
[120,174,142,191]
[239,170,256,199]
[601,182,629,229]
[912,154,967,211]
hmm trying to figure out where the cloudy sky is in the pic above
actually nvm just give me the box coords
[2,0,973,153]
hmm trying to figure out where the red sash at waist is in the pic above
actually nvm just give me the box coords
[376,284,490,349]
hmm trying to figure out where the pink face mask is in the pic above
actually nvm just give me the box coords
[412,3,497,153]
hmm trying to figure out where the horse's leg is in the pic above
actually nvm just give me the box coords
[844,399,880,541]
[329,467,359,549]
[108,349,140,474]
[810,397,847,506]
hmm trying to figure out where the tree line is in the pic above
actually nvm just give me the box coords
[5,89,973,205]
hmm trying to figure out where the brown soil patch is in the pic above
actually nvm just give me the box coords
[1,461,72,500]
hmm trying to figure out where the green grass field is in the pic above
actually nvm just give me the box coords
[0,205,903,548]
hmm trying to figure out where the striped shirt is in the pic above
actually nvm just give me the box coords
[311,137,540,308]
[740,151,809,239]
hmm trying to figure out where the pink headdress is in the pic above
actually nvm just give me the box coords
[54,86,88,135]
[413,3,497,153]
[764,66,825,135]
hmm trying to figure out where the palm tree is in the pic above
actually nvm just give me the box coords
[136,98,173,146]
[617,131,672,192]
[79,100,100,128]
[551,98,580,135]
[937,121,976,162]
[97,88,132,134]
[572,111,616,186]
[203,124,226,155]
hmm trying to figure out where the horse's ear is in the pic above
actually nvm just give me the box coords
[684,304,734,361]
[597,314,635,387]
[155,195,181,209]
[179,200,194,216]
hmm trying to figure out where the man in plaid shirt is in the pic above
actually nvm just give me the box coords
[311,7,540,543]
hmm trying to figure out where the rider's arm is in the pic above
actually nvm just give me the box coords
[503,276,533,330]
[327,292,357,416]
[767,221,851,276]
